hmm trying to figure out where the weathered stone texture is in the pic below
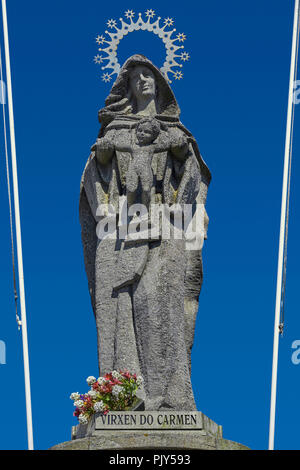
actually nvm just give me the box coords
[79,55,211,412]
[50,433,249,451]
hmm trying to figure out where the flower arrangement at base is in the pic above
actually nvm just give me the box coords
[70,370,143,424]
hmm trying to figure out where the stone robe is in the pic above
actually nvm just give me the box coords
[79,55,211,411]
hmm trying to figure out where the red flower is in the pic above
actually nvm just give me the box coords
[121,370,131,379]
[100,384,112,394]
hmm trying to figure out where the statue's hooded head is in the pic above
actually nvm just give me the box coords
[99,55,180,127]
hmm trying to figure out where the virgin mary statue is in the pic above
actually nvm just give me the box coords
[79,55,211,411]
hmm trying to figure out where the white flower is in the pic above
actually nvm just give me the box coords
[78,414,89,425]
[74,400,85,409]
[86,376,97,386]
[112,385,123,397]
[94,400,105,412]
[88,390,98,398]
[112,370,122,380]
[70,392,80,401]
[136,375,144,386]
[97,377,106,385]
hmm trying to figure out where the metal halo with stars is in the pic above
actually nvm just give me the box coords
[93,9,190,84]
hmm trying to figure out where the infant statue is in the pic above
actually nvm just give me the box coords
[94,117,190,208]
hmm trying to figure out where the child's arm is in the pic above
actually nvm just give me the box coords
[154,134,189,161]
[114,142,132,152]
[153,135,171,153]
[111,132,132,153]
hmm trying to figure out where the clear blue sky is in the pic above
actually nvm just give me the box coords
[0,0,299,450]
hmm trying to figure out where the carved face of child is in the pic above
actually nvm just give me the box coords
[136,121,156,145]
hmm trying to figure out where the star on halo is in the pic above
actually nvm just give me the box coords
[176,32,186,42]
[173,70,183,80]
[180,51,190,62]
[95,34,106,45]
[102,72,112,83]
[145,9,155,19]
[164,17,174,27]
[94,54,104,64]
[124,9,135,20]
[107,19,117,28]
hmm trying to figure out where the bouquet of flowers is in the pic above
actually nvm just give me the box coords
[70,370,143,424]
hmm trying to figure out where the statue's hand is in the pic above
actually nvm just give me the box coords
[96,136,115,152]
[92,137,115,165]
[170,134,189,161]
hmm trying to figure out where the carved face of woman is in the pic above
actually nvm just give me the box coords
[129,65,156,102]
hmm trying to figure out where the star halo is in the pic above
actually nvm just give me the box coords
[93,9,190,84]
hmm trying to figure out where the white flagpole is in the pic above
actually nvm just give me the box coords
[268,0,300,451]
[1,0,34,450]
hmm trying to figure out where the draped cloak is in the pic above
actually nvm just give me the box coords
[79,55,211,411]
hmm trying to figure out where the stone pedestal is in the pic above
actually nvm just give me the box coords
[50,411,249,450]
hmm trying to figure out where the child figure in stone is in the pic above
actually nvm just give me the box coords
[94,117,190,208]
[125,118,163,208]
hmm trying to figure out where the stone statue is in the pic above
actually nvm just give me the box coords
[79,55,211,411]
